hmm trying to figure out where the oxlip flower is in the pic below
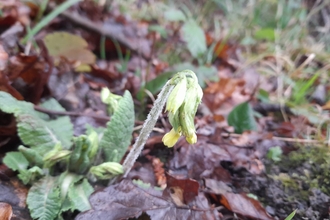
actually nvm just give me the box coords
[162,128,181,148]
[162,70,203,147]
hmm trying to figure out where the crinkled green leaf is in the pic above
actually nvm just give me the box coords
[69,135,92,174]
[3,152,29,171]
[18,166,44,185]
[57,172,83,213]
[17,114,62,156]
[27,176,61,220]
[41,98,73,148]
[100,91,135,162]
[45,117,73,149]
[0,91,45,118]
[227,102,257,134]
[0,92,73,151]
[68,179,93,212]
[182,19,207,58]
[18,145,44,167]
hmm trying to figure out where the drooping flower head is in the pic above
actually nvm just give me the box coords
[162,70,203,147]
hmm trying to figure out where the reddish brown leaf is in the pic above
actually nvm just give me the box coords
[203,78,245,111]
[0,72,23,100]
[5,53,51,103]
[0,202,12,220]
[220,192,273,220]
[164,173,199,205]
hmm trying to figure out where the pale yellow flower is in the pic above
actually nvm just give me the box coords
[162,128,181,147]
[185,133,197,144]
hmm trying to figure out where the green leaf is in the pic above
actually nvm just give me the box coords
[182,19,207,58]
[227,102,257,134]
[58,172,83,201]
[285,209,297,220]
[69,135,92,174]
[17,114,62,156]
[164,8,186,22]
[100,91,135,162]
[45,117,73,149]
[257,89,270,103]
[41,98,73,148]
[0,92,73,152]
[137,71,175,100]
[254,28,275,41]
[18,166,44,185]
[18,145,44,167]
[267,146,283,162]
[68,179,93,212]
[0,91,45,118]
[57,172,83,213]
[148,25,167,38]
[3,152,29,171]
[27,176,61,220]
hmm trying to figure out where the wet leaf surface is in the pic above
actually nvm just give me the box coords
[0,179,30,220]
[76,179,220,220]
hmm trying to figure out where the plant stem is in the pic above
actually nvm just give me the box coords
[21,0,82,44]
[122,81,174,177]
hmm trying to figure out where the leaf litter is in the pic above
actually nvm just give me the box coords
[0,0,330,219]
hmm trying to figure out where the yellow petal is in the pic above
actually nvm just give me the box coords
[186,133,197,144]
[162,129,181,147]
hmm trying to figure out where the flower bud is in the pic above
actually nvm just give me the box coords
[43,143,71,167]
[87,130,99,160]
[166,75,186,114]
[179,108,196,142]
[162,128,181,147]
[90,162,124,180]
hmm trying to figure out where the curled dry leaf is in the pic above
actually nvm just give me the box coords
[163,172,199,206]
[220,192,273,220]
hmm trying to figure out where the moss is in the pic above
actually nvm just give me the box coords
[272,145,330,197]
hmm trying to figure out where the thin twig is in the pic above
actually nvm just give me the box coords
[222,132,326,145]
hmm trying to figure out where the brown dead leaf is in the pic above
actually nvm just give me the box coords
[203,78,245,111]
[220,192,273,220]
[5,53,51,103]
[0,202,12,220]
[169,137,232,180]
[44,32,96,67]
[0,72,23,100]
[76,179,220,220]
[0,178,30,219]
[163,173,199,206]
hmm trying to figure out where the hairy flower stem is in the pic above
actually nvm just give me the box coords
[122,81,174,177]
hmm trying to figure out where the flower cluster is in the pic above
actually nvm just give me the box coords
[162,70,203,147]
